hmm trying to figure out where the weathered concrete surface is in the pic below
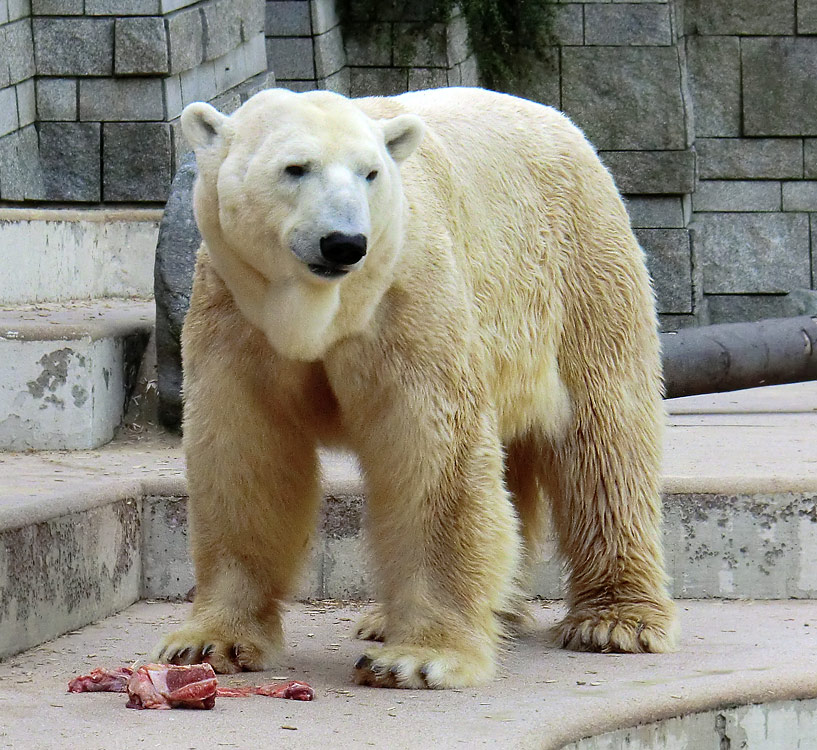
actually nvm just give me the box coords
[662,381,817,494]
[0,300,152,449]
[0,208,161,305]
[2,599,817,750]
[0,499,141,659]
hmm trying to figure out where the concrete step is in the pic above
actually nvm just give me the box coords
[2,599,817,749]
[1,382,815,663]
[0,299,153,450]
[0,207,160,305]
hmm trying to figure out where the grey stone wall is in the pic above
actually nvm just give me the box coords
[0,1,44,200]
[533,0,698,329]
[513,0,817,326]
[0,0,272,204]
[264,0,348,92]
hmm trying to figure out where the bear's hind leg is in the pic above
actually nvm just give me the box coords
[548,392,678,654]
[501,434,554,631]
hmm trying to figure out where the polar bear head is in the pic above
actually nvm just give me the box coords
[182,88,424,284]
[181,88,424,360]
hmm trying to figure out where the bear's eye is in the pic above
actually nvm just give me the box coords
[285,165,308,178]
[366,170,379,182]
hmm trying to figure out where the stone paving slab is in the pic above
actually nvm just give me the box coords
[1,599,817,750]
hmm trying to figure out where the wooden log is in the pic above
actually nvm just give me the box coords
[660,316,817,399]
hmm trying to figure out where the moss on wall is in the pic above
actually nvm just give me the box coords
[336,0,554,92]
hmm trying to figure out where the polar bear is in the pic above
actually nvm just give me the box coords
[153,87,677,689]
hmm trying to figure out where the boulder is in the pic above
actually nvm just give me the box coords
[154,152,199,431]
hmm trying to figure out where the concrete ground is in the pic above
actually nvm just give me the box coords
[1,381,817,748]
[2,599,817,750]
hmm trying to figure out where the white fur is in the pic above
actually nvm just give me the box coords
[154,87,677,688]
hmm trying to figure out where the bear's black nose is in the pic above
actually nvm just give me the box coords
[319,232,368,266]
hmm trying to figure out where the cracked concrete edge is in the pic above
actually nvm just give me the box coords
[0,495,143,660]
[0,208,164,223]
[0,475,184,532]
[0,301,154,343]
[535,689,817,750]
[560,698,817,750]
[664,475,817,495]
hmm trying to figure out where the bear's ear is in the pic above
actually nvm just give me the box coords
[382,114,425,164]
[181,102,229,152]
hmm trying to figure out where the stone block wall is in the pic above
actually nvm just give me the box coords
[0,1,44,200]
[337,2,476,96]
[685,0,817,323]
[0,0,271,204]
[264,0,348,91]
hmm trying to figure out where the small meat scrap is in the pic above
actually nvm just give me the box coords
[126,663,218,710]
[68,666,134,693]
[255,681,315,701]
[216,680,315,701]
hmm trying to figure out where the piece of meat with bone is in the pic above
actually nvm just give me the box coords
[125,663,218,710]
[216,680,315,700]
[68,664,316,707]
[68,666,134,693]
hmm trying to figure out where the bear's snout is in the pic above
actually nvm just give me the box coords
[319,232,368,267]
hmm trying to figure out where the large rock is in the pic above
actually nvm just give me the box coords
[154,151,199,431]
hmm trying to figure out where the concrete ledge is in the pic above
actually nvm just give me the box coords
[0,496,141,659]
[1,460,816,661]
[0,301,153,450]
[566,699,817,749]
[0,208,160,304]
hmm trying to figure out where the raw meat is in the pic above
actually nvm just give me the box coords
[68,665,315,707]
[68,666,134,693]
[216,681,315,701]
[125,663,217,710]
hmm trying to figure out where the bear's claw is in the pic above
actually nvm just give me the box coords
[552,601,678,654]
[152,628,279,674]
[352,643,493,689]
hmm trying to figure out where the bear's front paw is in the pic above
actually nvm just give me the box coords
[551,600,678,654]
[353,642,494,689]
[355,604,387,642]
[152,626,279,674]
